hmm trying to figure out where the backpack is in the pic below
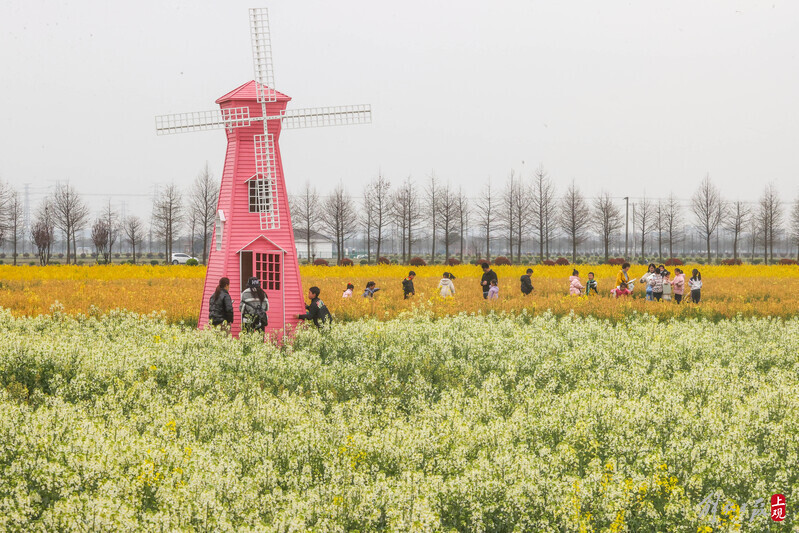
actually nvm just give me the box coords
[243,298,268,328]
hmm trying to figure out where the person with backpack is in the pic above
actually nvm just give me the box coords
[240,276,269,334]
[298,286,332,328]
[438,272,456,298]
[402,271,416,299]
[520,268,534,295]
[208,277,234,330]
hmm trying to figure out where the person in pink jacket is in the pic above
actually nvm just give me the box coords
[670,268,686,304]
[569,269,585,296]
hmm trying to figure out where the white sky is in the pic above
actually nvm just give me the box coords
[1,0,797,217]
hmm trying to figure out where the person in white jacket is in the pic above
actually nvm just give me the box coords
[689,269,703,303]
[438,272,456,298]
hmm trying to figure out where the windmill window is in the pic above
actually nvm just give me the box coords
[214,210,226,251]
[249,177,272,213]
[255,252,281,290]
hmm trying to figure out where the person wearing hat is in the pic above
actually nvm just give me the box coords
[240,276,269,334]
[298,286,332,328]
[402,271,416,299]
[438,272,456,298]
[520,268,534,296]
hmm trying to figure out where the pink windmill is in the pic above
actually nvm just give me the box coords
[155,8,371,337]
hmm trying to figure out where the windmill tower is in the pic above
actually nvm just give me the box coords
[156,8,371,337]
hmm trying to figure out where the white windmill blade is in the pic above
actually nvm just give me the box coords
[249,8,277,103]
[155,107,253,135]
[253,134,280,230]
[268,104,372,129]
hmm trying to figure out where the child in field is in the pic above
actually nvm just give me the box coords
[520,268,534,295]
[363,281,380,298]
[438,272,456,298]
[639,263,657,301]
[650,268,665,301]
[569,269,585,296]
[611,282,631,298]
[487,279,499,300]
[402,271,416,299]
[670,268,685,304]
[661,270,672,302]
[689,269,702,303]
[584,272,598,296]
[342,283,354,298]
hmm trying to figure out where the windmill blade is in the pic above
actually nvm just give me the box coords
[249,8,277,103]
[254,134,280,230]
[268,104,372,129]
[155,107,252,135]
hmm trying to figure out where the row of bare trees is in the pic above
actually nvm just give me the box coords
[290,170,799,265]
[0,165,219,265]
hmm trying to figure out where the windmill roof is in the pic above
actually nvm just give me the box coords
[216,80,291,104]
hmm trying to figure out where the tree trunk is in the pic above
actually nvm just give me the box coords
[707,234,712,264]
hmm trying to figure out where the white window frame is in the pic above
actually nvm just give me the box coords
[215,210,226,251]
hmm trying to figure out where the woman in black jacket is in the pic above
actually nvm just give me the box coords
[209,277,234,329]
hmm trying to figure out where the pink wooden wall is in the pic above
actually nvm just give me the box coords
[198,81,305,338]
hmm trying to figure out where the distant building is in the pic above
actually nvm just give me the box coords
[294,229,334,259]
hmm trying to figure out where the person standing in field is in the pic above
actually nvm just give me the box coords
[342,283,354,298]
[661,270,672,302]
[584,272,598,296]
[689,269,703,303]
[480,262,498,299]
[298,286,332,328]
[569,269,585,296]
[438,272,456,298]
[615,262,632,290]
[650,268,665,301]
[487,279,499,300]
[670,268,685,304]
[240,277,269,334]
[402,271,416,299]
[209,277,234,330]
[639,263,657,300]
[520,268,534,295]
[363,281,380,298]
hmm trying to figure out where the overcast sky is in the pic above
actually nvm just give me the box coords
[1,0,797,217]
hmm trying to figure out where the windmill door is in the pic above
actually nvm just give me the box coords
[239,238,286,332]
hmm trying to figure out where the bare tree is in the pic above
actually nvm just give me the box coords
[152,183,184,262]
[758,183,782,265]
[558,180,591,263]
[437,181,458,263]
[291,181,322,264]
[322,183,358,263]
[531,165,556,262]
[456,187,469,263]
[592,192,623,263]
[369,173,392,262]
[663,194,682,259]
[0,181,8,246]
[634,196,656,260]
[723,201,751,263]
[512,175,532,261]
[100,200,118,263]
[31,199,55,266]
[123,216,144,264]
[360,184,374,264]
[501,172,518,262]
[691,174,726,264]
[424,173,439,261]
[91,218,110,262]
[655,201,665,261]
[189,163,219,265]
[391,177,420,263]
[6,188,23,265]
[50,183,90,264]
[790,197,799,262]
[474,179,498,262]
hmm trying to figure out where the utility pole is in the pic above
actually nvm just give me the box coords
[624,196,629,259]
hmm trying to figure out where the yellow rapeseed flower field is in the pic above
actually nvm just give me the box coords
[0,263,797,322]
